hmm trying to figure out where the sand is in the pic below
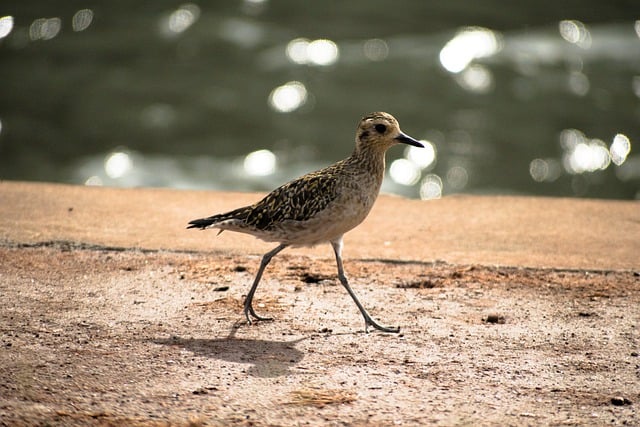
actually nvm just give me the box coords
[0,181,638,426]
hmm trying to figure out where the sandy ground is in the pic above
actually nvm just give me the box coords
[0,181,639,426]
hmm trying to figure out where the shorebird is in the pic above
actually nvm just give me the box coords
[188,112,423,333]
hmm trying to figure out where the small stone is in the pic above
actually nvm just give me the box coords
[611,396,632,406]
[485,314,506,324]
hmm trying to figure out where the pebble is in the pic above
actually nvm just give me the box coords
[485,314,506,324]
[610,396,632,406]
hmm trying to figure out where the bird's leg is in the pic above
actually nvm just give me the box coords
[330,239,400,333]
[244,244,287,324]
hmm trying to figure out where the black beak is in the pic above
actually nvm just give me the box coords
[395,132,424,148]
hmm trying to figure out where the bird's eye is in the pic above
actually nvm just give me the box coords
[374,124,387,134]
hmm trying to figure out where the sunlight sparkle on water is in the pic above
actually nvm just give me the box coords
[563,139,610,174]
[161,4,200,36]
[0,16,14,39]
[244,149,276,176]
[419,174,443,200]
[610,134,631,166]
[307,39,339,66]
[439,27,502,73]
[105,151,133,179]
[286,38,310,64]
[268,81,307,113]
[568,71,590,96]
[446,166,469,190]
[389,159,420,186]
[286,38,339,66]
[29,17,62,41]
[363,38,388,61]
[404,143,436,169]
[456,64,494,93]
[72,9,93,32]
[529,158,562,182]
[559,20,592,49]
[558,128,633,175]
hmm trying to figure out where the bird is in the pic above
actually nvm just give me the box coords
[187,112,423,333]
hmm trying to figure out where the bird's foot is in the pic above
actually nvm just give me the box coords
[244,304,273,325]
[364,317,400,334]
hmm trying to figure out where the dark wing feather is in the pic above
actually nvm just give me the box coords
[245,172,339,230]
[187,206,251,229]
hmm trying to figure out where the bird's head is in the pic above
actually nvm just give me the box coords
[355,112,423,153]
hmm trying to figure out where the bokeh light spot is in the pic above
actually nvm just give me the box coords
[268,81,307,113]
[29,17,62,41]
[363,38,388,61]
[529,158,562,182]
[244,149,276,176]
[439,27,502,73]
[72,9,93,32]
[404,142,436,170]
[563,138,610,174]
[446,166,469,190]
[456,64,494,93]
[307,39,339,66]
[419,174,443,200]
[389,158,420,186]
[161,4,200,37]
[0,16,14,39]
[568,71,589,96]
[610,134,631,166]
[285,38,338,66]
[286,38,310,64]
[172,4,199,33]
[559,20,592,49]
[105,151,133,179]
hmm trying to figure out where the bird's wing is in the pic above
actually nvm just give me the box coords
[245,172,340,230]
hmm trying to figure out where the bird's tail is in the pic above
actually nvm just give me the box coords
[186,206,250,230]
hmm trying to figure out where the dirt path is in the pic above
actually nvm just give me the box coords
[1,244,638,426]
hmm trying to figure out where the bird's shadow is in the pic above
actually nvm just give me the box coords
[152,326,306,378]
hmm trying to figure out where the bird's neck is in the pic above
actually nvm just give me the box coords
[349,144,387,181]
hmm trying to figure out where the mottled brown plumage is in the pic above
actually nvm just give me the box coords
[188,112,423,332]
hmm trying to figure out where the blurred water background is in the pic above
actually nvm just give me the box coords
[0,1,639,199]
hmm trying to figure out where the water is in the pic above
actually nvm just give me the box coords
[0,2,639,199]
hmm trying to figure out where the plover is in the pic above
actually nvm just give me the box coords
[188,112,423,333]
